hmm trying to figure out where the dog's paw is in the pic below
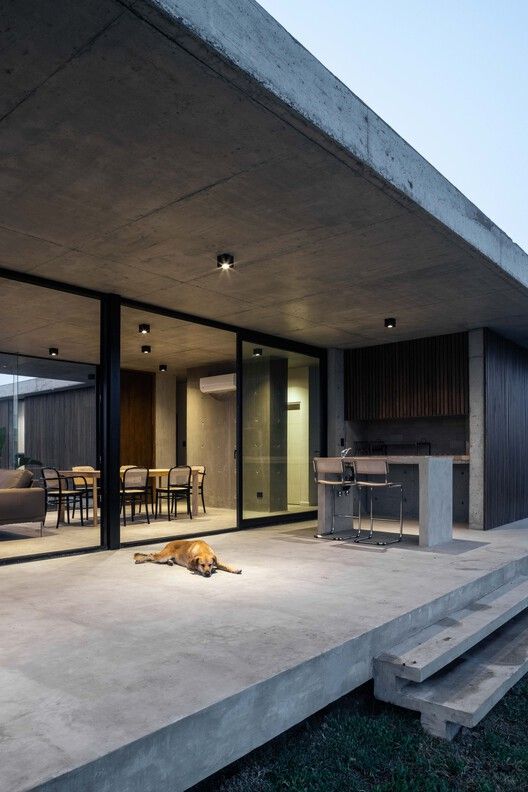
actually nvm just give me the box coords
[235,568,242,575]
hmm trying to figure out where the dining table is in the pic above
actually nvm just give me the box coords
[58,468,202,527]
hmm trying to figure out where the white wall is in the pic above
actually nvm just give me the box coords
[287,366,310,505]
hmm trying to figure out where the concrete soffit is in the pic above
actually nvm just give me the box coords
[127,0,528,292]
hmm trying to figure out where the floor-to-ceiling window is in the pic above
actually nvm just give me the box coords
[0,278,101,560]
[0,274,326,562]
[241,341,321,522]
[119,305,237,542]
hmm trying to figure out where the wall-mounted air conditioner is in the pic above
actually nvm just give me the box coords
[199,373,236,395]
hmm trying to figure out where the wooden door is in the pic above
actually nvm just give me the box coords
[120,370,154,468]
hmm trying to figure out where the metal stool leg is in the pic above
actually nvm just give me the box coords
[355,484,404,546]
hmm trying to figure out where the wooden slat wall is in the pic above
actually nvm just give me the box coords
[120,369,154,468]
[24,387,96,469]
[484,330,528,530]
[345,333,469,420]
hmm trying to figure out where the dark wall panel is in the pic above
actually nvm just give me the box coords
[24,387,96,470]
[120,369,154,468]
[345,332,468,420]
[484,331,528,529]
[0,398,14,468]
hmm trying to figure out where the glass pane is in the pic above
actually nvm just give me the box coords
[119,306,236,542]
[0,278,100,559]
[242,342,320,520]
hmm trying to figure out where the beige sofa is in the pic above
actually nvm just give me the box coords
[0,469,46,533]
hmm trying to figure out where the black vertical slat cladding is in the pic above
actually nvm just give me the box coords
[345,332,468,420]
[483,330,528,529]
[99,294,121,549]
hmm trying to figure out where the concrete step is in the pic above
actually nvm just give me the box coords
[401,610,528,739]
[376,575,528,683]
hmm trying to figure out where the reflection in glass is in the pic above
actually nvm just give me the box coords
[242,343,320,519]
[0,278,100,559]
[119,307,237,542]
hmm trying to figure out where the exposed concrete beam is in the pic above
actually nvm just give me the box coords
[131,0,528,289]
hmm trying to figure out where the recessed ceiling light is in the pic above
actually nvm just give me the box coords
[216,253,234,270]
[138,323,150,335]
[384,317,396,329]
[141,345,151,354]
[253,347,263,357]
[159,364,167,372]
[49,347,59,357]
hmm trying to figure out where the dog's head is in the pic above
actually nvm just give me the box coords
[192,551,216,577]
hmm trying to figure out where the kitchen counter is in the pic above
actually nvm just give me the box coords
[317,456,459,547]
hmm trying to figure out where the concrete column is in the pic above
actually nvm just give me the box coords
[154,374,177,468]
[327,349,346,456]
[418,457,453,546]
[469,329,485,530]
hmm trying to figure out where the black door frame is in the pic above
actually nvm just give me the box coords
[236,329,327,530]
[0,269,327,564]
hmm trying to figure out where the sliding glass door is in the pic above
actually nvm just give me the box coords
[241,341,321,523]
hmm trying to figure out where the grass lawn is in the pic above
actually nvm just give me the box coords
[194,678,528,791]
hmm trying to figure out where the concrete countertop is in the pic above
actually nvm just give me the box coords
[325,455,470,464]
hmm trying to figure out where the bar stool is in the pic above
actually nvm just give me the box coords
[313,457,357,540]
[352,459,403,545]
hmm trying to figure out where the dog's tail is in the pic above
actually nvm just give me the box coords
[134,552,153,564]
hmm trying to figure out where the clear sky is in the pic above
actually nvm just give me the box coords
[258,0,528,253]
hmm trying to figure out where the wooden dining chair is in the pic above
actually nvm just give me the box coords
[41,467,88,529]
[121,466,150,526]
[71,465,97,521]
[191,466,207,514]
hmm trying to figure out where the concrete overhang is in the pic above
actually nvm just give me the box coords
[1,0,528,349]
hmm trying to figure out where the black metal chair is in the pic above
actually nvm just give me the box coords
[352,458,403,546]
[71,465,98,521]
[155,465,192,520]
[41,467,88,529]
[121,466,150,526]
[191,465,207,514]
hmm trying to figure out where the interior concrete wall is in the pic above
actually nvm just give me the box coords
[242,357,288,513]
[186,363,236,510]
[175,380,187,466]
[154,373,177,468]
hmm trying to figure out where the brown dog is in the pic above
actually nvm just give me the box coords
[134,539,242,577]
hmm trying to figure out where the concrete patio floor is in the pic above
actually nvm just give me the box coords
[2,520,528,792]
[0,505,308,560]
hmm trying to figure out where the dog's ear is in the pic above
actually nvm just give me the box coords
[212,555,218,567]
[192,555,201,568]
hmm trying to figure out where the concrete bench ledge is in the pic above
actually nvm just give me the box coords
[376,575,528,683]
